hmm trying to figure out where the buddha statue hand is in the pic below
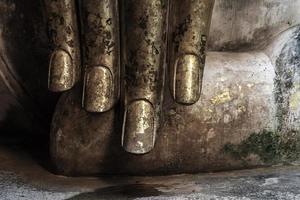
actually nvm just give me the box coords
[45,0,215,154]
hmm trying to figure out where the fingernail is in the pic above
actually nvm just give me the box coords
[48,50,75,92]
[83,66,114,112]
[174,54,202,105]
[122,100,155,154]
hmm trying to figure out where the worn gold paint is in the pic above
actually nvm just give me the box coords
[122,100,155,154]
[82,0,120,112]
[169,0,215,104]
[48,50,75,91]
[45,0,81,92]
[210,90,232,105]
[174,54,201,104]
[121,0,167,154]
[83,67,113,112]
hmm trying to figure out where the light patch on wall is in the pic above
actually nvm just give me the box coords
[210,89,232,105]
[289,91,300,111]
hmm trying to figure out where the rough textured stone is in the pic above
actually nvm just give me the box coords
[50,27,300,175]
[1,0,300,176]
[0,0,300,134]
[49,2,300,175]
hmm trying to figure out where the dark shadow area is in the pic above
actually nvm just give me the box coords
[0,119,54,174]
[66,184,163,200]
[0,0,59,173]
[0,0,59,126]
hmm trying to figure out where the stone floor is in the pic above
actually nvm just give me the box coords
[0,134,300,200]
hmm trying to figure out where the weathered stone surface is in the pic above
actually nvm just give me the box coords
[48,1,300,175]
[209,0,300,51]
[1,0,300,175]
[50,26,300,175]
[1,0,300,132]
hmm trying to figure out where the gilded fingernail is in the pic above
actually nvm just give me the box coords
[83,66,114,113]
[48,50,75,92]
[174,54,202,105]
[122,100,155,154]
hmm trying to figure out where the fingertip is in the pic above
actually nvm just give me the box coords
[173,54,202,105]
[48,49,75,92]
[83,66,115,113]
[122,100,155,154]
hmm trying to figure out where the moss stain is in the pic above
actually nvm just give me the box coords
[224,130,300,164]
